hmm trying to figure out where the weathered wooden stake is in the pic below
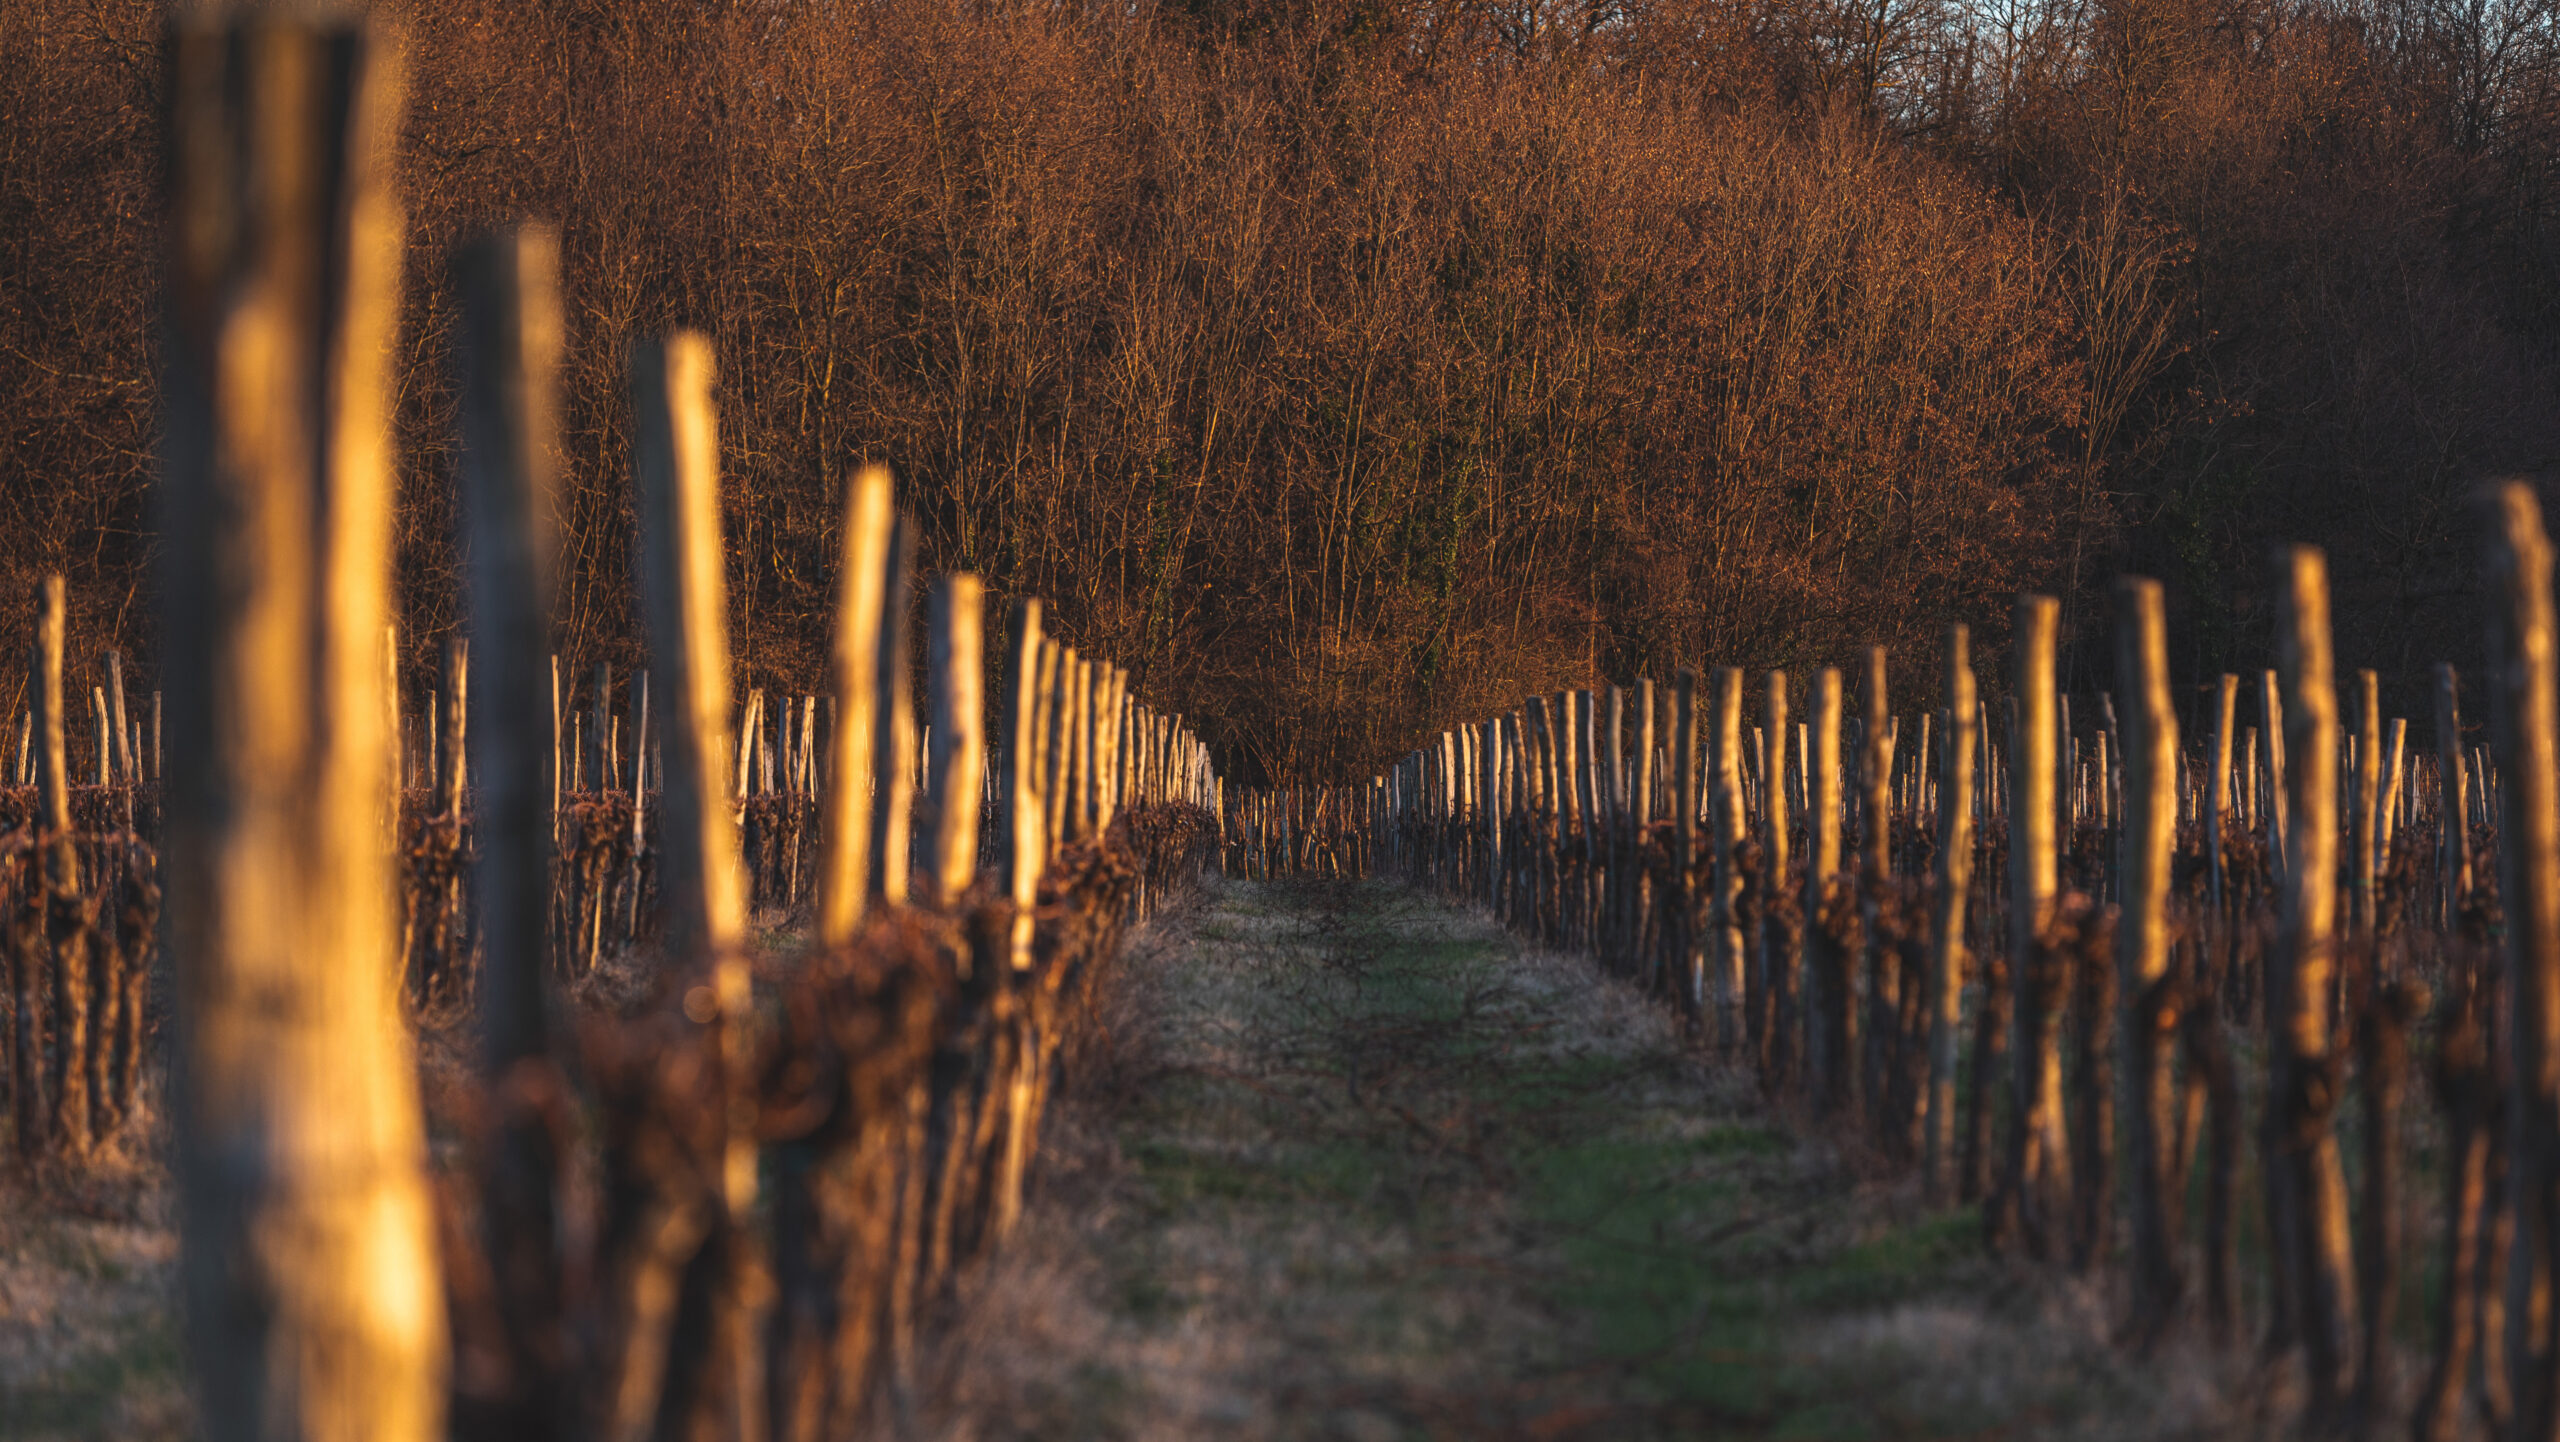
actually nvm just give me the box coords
[161,21,444,1438]
[1763,672,1794,1087]
[440,638,469,818]
[922,574,985,906]
[2483,484,2560,1435]
[2209,674,2237,911]
[1712,668,1747,1049]
[2262,669,2289,883]
[1924,629,1973,1201]
[2436,663,2471,925]
[1857,647,1892,1124]
[869,515,918,907]
[2354,668,2381,937]
[452,221,567,1433]
[32,577,71,860]
[2116,579,2183,1335]
[2002,594,2067,1254]
[2270,545,2358,1414]
[1000,599,1046,967]
[1040,643,1072,859]
[1808,667,1845,1112]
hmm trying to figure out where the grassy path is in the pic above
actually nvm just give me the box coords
[932,880,2230,1441]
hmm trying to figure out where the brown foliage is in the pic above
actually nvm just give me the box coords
[5,0,2558,777]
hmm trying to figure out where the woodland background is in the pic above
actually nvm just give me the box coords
[2,0,2555,782]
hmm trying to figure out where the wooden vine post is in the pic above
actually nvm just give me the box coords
[2484,483,2560,1434]
[1038,644,1070,865]
[1711,668,1747,1050]
[452,223,568,1433]
[1670,671,1698,1010]
[633,332,749,995]
[1762,672,1793,1086]
[2262,669,2290,885]
[1489,729,1505,903]
[1000,598,1046,968]
[921,574,984,906]
[2208,673,2237,911]
[11,581,62,1160]
[2271,544,2358,1416]
[161,19,445,1439]
[989,598,1048,1239]
[2002,594,2067,1255]
[2116,578,2183,1334]
[441,638,470,817]
[1807,667,1846,1114]
[627,329,770,1438]
[1924,627,1973,1201]
[2354,668,2382,937]
[31,574,84,1156]
[870,515,919,905]
[2435,663,2471,925]
[1857,646,1892,1127]
[818,466,893,946]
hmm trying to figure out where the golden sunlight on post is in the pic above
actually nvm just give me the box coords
[160,18,445,1441]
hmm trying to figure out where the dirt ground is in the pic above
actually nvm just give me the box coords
[0,1137,185,1441]
[4,877,2266,1440]
[915,878,2259,1441]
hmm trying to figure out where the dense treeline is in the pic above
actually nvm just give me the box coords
[3,0,2556,780]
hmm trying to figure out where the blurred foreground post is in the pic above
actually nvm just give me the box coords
[161,19,445,1440]
[454,223,567,1435]
[2483,484,2560,1435]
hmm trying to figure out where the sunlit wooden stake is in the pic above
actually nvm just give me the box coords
[2005,595,2067,1251]
[1924,628,1973,1201]
[818,466,893,946]
[922,574,985,906]
[631,331,753,1207]
[2272,545,2358,1413]
[2115,579,2183,1334]
[1711,668,1747,1051]
[1000,599,1046,966]
[2482,484,2560,1429]
[869,514,918,906]
[162,19,443,1439]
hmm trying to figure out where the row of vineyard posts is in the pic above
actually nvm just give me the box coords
[1228,525,2560,1437]
[0,19,1225,1442]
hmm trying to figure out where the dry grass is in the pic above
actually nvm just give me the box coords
[0,878,2294,1440]
[0,1118,185,1442]
[918,878,2263,1441]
